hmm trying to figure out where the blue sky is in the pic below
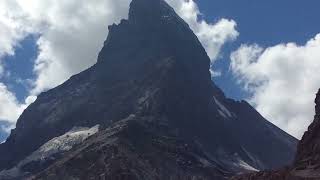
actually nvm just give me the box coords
[5,0,320,102]
[197,0,320,99]
[0,0,320,142]
[1,35,38,102]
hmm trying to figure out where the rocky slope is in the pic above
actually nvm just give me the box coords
[31,117,229,180]
[232,89,320,180]
[0,0,297,179]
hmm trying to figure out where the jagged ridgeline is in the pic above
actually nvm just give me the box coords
[0,0,297,179]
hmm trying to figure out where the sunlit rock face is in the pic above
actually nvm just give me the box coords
[0,0,297,179]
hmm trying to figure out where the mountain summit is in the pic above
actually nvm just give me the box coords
[0,0,297,179]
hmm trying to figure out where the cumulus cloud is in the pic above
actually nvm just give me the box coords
[0,83,23,123]
[0,0,238,134]
[0,7,24,58]
[167,0,239,76]
[230,34,320,138]
[0,0,131,133]
[2,0,238,95]
[17,0,132,94]
[0,0,29,78]
[0,83,36,132]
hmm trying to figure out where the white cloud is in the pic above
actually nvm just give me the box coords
[0,1,29,78]
[0,83,23,123]
[2,0,238,95]
[167,0,239,76]
[0,0,131,132]
[0,83,36,132]
[0,10,24,58]
[230,34,320,139]
[18,0,132,94]
[0,0,238,133]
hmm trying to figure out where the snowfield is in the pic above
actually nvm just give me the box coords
[0,125,99,178]
[25,125,100,162]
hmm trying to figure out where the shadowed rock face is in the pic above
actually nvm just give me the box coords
[295,89,320,169]
[0,0,297,179]
[232,89,320,180]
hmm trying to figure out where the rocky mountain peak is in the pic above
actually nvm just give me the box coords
[129,0,161,24]
[0,0,297,179]
[128,0,178,26]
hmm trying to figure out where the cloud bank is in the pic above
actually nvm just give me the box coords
[0,0,238,133]
[230,34,320,138]
[0,83,35,133]
[0,83,24,124]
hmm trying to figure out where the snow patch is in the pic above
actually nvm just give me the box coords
[218,110,228,119]
[241,146,266,170]
[25,125,99,163]
[0,125,99,179]
[214,148,260,173]
[236,159,258,172]
[213,96,234,118]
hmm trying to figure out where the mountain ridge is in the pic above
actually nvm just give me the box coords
[0,0,297,179]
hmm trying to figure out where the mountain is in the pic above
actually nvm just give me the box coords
[232,89,320,180]
[294,89,320,178]
[0,121,10,143]
[0,0,297,179]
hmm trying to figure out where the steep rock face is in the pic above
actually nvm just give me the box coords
[232,89,320,180]
[0,0,297,179]
[295,89,320,170]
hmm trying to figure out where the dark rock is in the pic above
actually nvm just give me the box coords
[0,0,297,179]
[295,89,320,168]
[30,118,229,180]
